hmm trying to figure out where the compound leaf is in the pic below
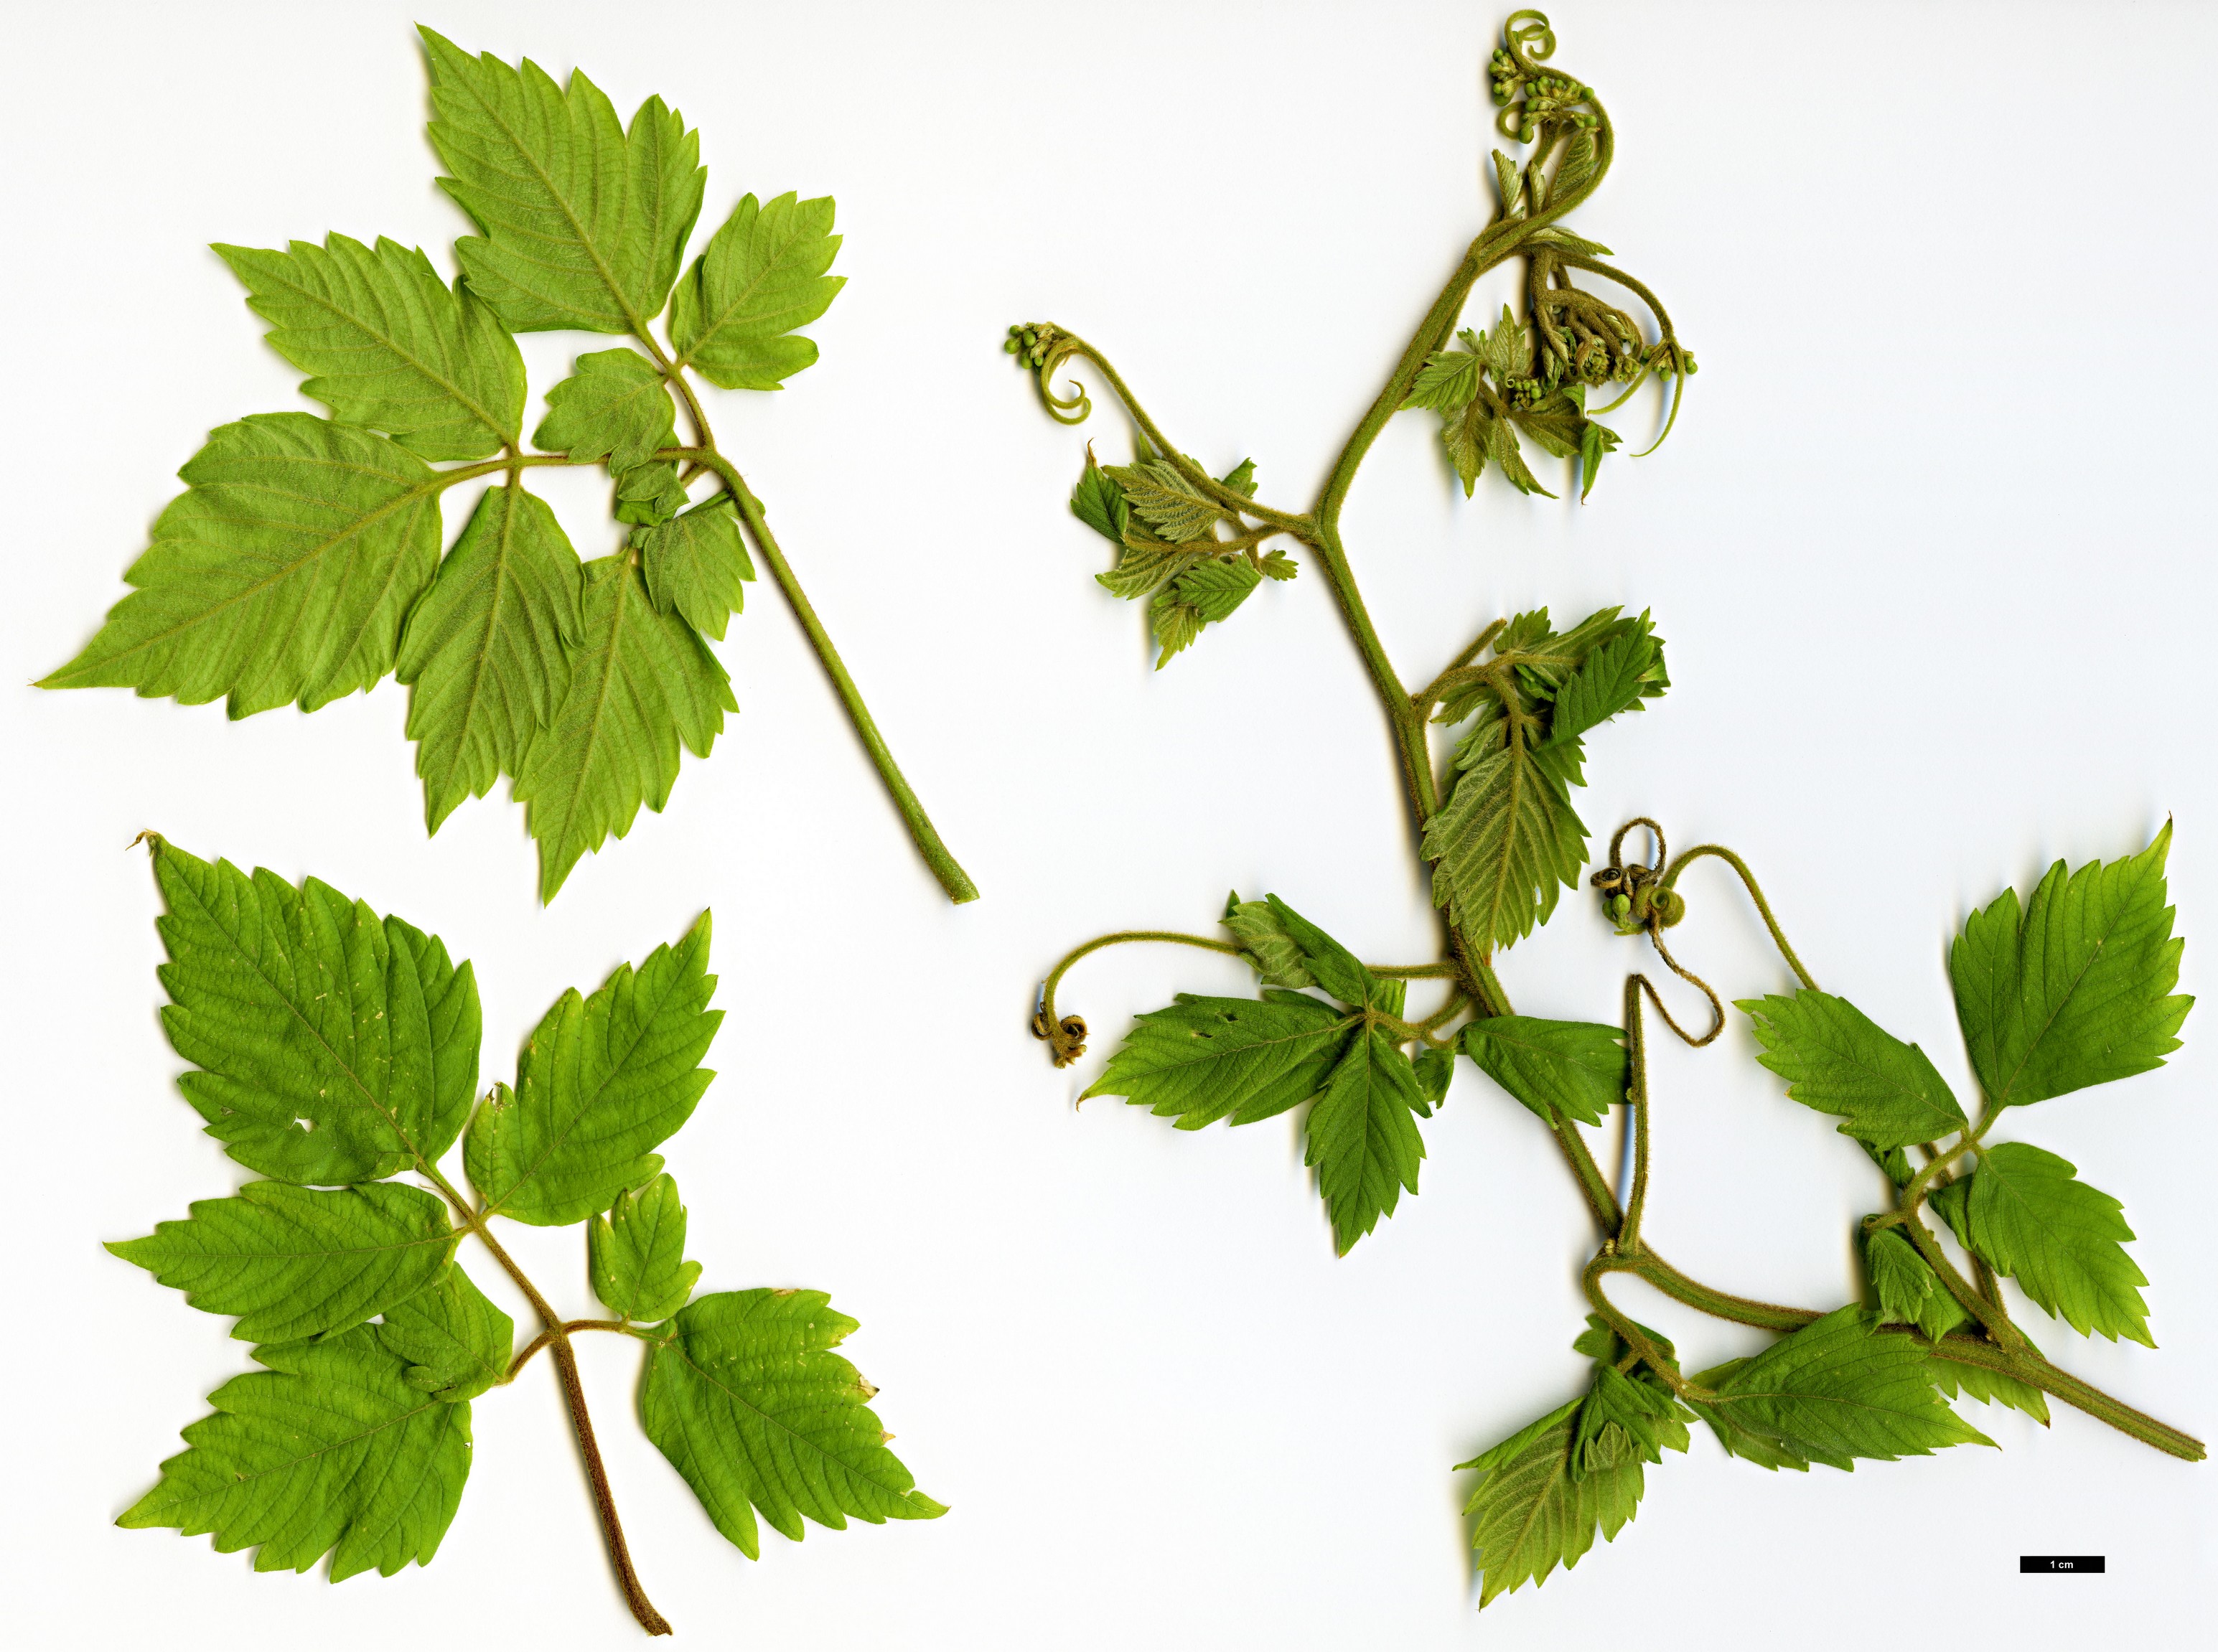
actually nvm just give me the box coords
[1461,1016,1627,1128]
[377,1265,515,1403]
[420,29,704,334]
[1944,1142,2152,1345]
[215,233,523,460]
[513,557,736,903]
[532,348,679,472]
[1694,1307,1993,1469]
[639,1288,945,1559]
[1423,711,1588,954]
[109,1181,454,1344]
[1739,990,1967,1150]
[1304,1017,1428,1254]
[669,191,846,390]
[118,1327,472,1580]
[396,482,584,832]
[40,415,443,717]
[466,911,721,1226]
[638,493,754,641]
[1081,992,1356,1130]
[589,1173,701,1322]
[1950,825,2190,1109]
[1459,1397,1648,1608]
[149,839,480,1186]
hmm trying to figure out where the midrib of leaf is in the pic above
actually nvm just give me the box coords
[449,69,654,340]
[1491,1429,1573,1583]
[88,464,444,673]
[665,1336,916,1498]
[264,265,513,444]
[164,868,444,1173]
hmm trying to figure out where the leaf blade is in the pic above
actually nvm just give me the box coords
[1461,1016,1628,1128]
[589,1173,701,1321]
[1739,990,1967,1150]
[669,192,846,389]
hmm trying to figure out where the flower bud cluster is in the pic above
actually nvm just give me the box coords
[1004,322,1062,367]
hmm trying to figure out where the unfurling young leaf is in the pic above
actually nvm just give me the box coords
[1739,990,1968,1150]
[1103,459,1221,543]
[1863,1226,1968,1343]
[533,348,680,471]
[1930,1143,2153,1345]
[1423,704,1589,955]
[1950,824,2189,1109]
[118,843,940,1629]
[1071,447,1131,543]
[1460,1397,1650,1608]
[589,1173,703,1322]
[1222,894,1315,988]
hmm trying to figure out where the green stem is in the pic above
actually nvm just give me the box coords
[1918,1333,2205,1461]
[1659,845,1817,991]
[1619,975,1653,1252]
[670,449,979,904]
[1630,1252,1821,1333]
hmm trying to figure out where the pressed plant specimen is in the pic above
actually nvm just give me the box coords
[1006,9,2201,1605]
[111,837,942,1634]
[42,29,975,906]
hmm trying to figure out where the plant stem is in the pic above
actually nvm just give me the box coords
[1919,1333,2206,1461]
[670,449,979,904]
[421,1168,673,1636]
[1659,844,1817,991]
[1619,975,1653,1252]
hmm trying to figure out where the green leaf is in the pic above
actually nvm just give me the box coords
[148,839,479,1186]
[40,414,443,717]
[1553,128,1599,201]
[1441,398,1488,493]
[1491,151,1520,215]
[1219,458,1258,497]
[669,192,846,390]
[1739,990,1968,1150]
[614,461,690,527]
[1864,1226,1968,1343]
[118,1327,472,1580]
[1478,306,1533,382]
[531,349,678,472]
[1405,344,1482,413]
[1305,1018,1428,1254]
[1544,625,1665,746]
[1423,710,1588,954]
[1929,1337,2052,1425]
[639,1288,945,1559]
[1222,896,1314,989]
[1459,1397,1649,1608]
[377,1266,514,1403]
[589,1173,701,1322]
[1484,402,1553,496]
[1070,448,1131,544]
[1261,895,1377,1008]
[1571,1364,1690,1479]
[1412,1046,1454,1115]
[1081,992,1357,1129]
[1169,555,1261,623]
[1944,1142,2152,1345]
[396,482,584,832]
[1678,1371,1812,1472]
[1693,1307,1993,1469]
[1461,1016,1628,1128]
[1258,548,1297,581]
[419,29,704,333]
[110,1182,454,1344]
[637,493,754,641]
[215,234,524,460]
[466,911,721,1225]
[513,557,736,902]
[1950,825,2191,1109]
[1577,418,1615,501]
[1102,460,1220,543]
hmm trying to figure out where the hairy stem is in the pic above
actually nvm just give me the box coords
[1919,1333,2205,1461]
[668,448,979,904]
[1659,844,1817,991]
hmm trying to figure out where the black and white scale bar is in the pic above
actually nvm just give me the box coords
[2019,1555,2105,1573]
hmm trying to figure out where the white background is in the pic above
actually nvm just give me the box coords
[4,1,2214,1646]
